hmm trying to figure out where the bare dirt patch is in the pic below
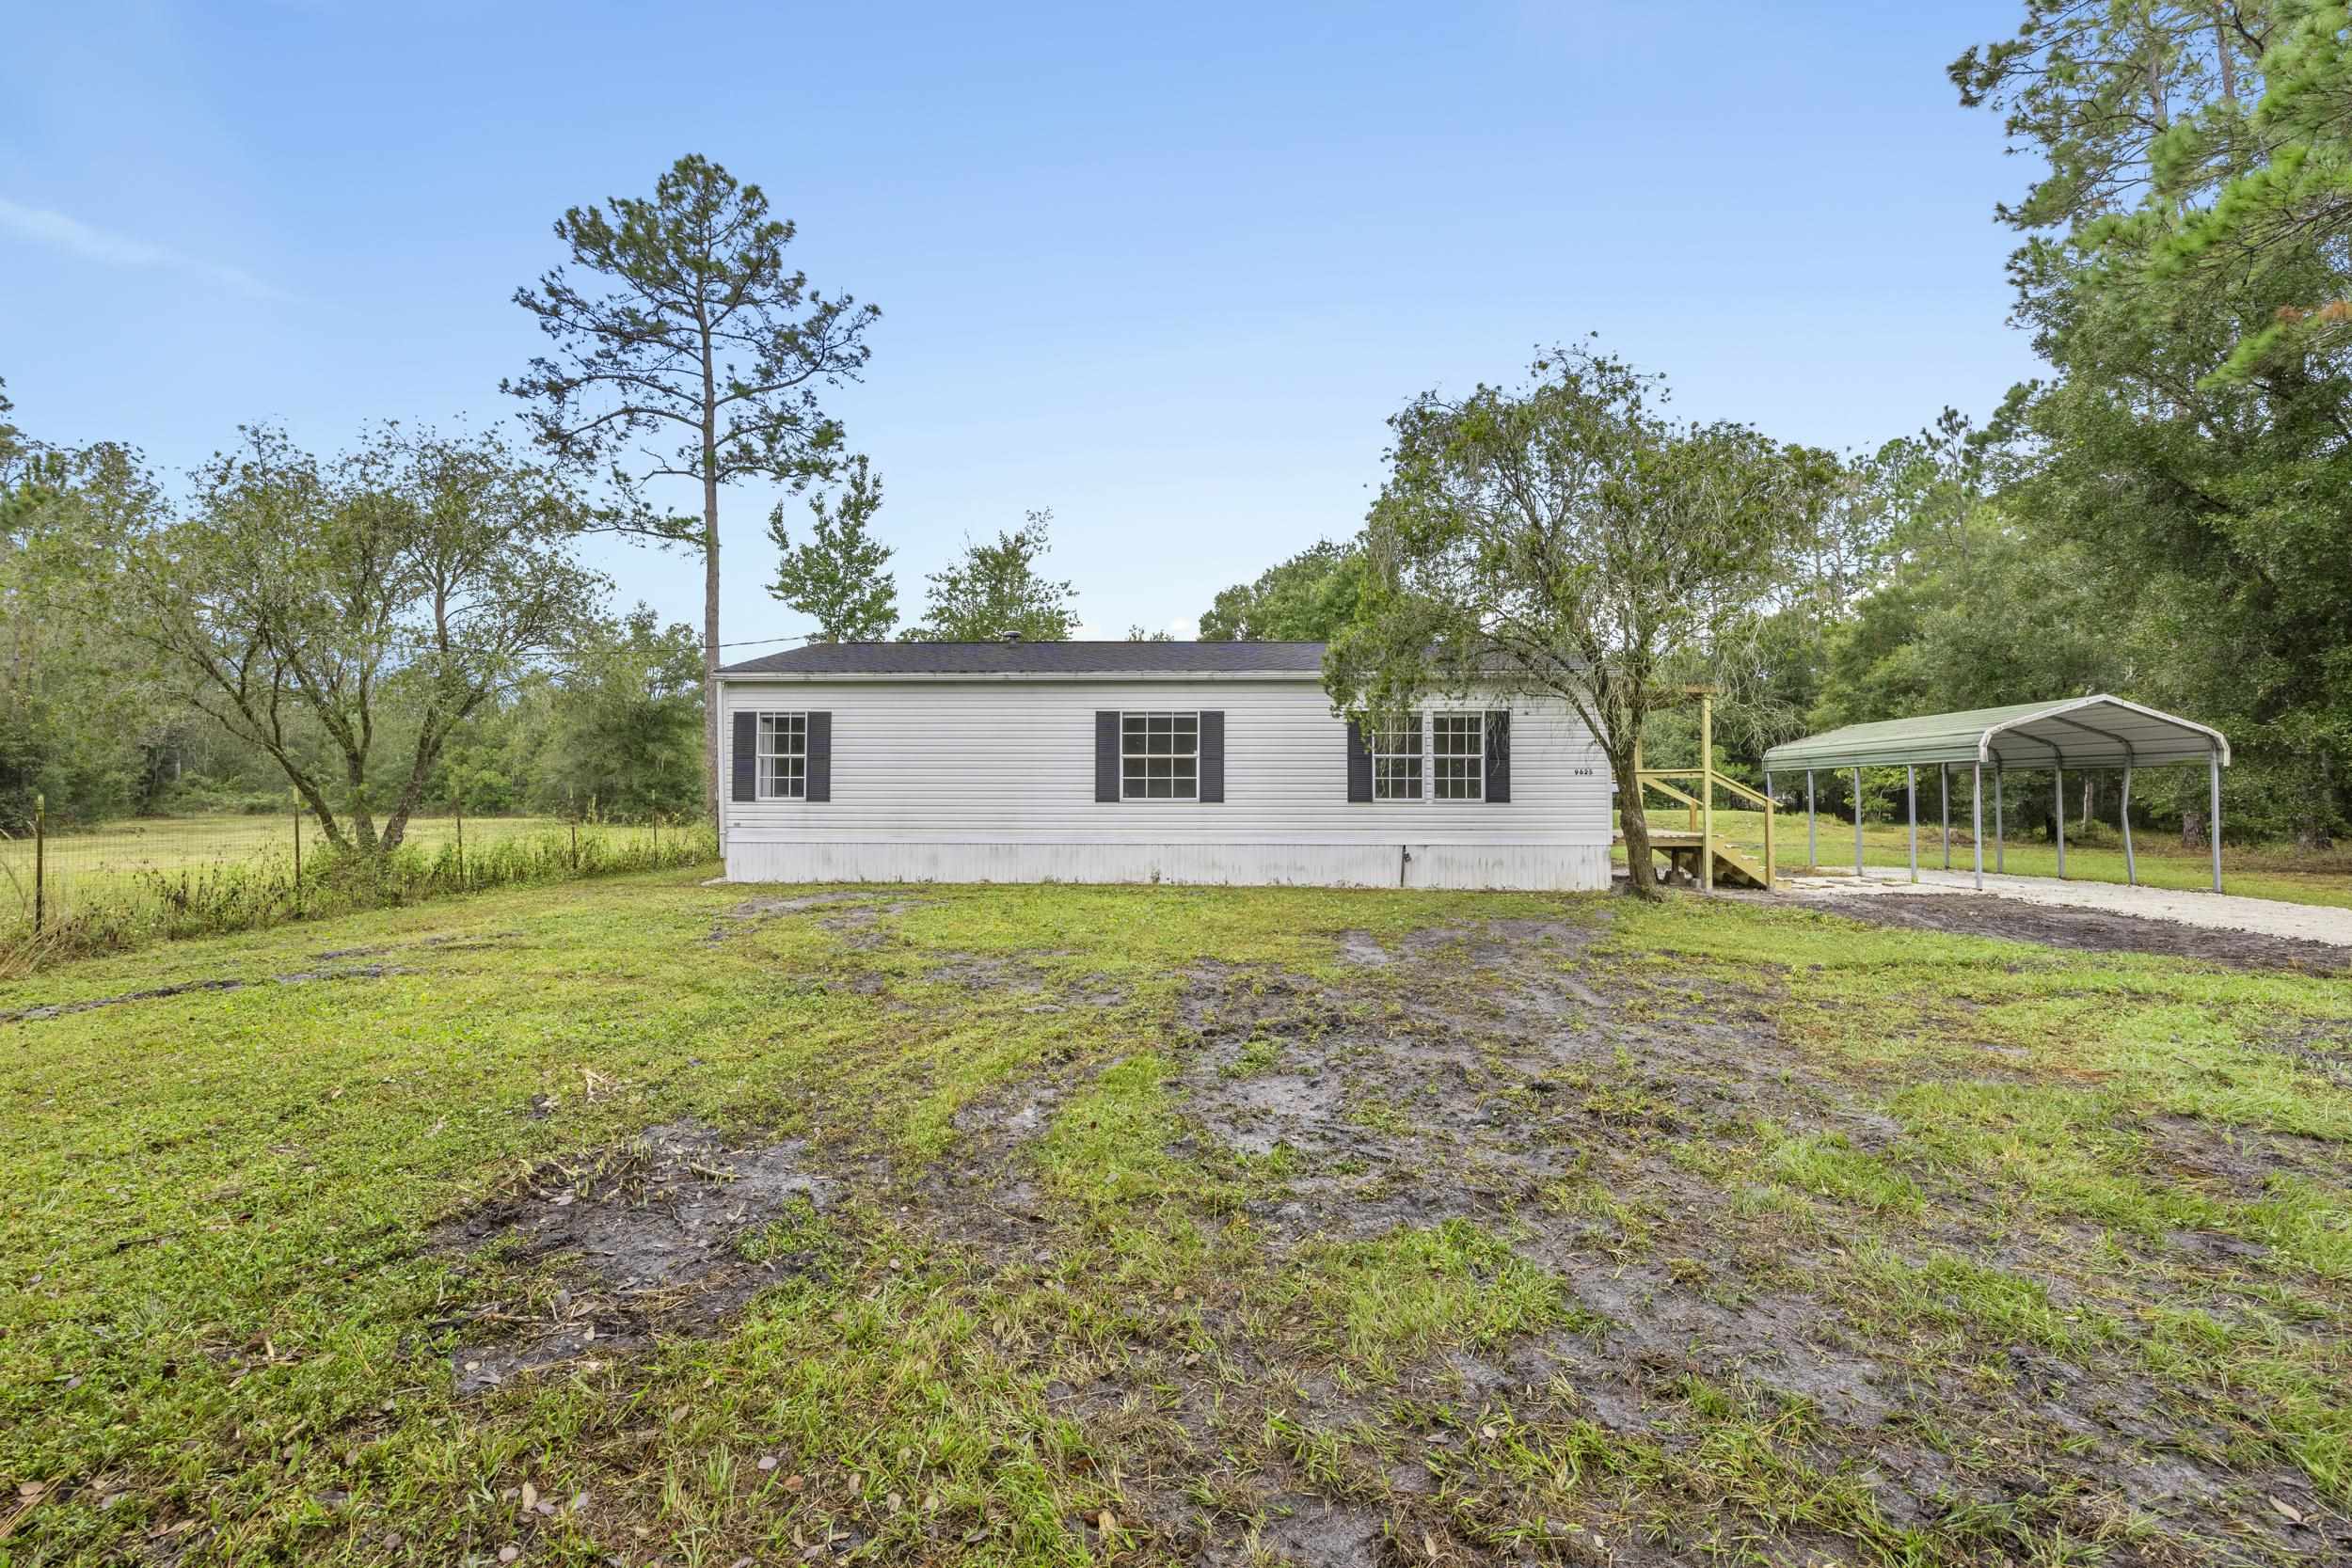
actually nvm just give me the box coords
[0,964,409,1023]
[704,892,934,945]
[433,1120,834,1394]
[1793,891,2351,972]
[1037,913,2336,1565]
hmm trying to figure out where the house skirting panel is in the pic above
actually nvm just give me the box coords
[723,840,1610,892]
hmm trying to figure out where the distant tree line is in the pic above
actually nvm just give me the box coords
[2,153,1090,845]
[1197,2,2352,856]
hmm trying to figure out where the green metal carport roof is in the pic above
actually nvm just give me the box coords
[1762,696,2230,774]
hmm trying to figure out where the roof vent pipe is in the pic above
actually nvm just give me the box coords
[1001,631,1023,642]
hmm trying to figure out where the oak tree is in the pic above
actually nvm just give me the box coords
[109,425,600,853]
[902,512,1079,642]
[767,453,896,641]
[1327,347,1809,895]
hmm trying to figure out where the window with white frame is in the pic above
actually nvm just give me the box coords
[1121,711,1199,800]
[1432,713,1485,800]
[757,712,808,800]
[1371,716,1423,800]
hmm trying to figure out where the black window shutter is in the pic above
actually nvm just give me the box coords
[805,711,832,802]
[1345,718,1373,802]
[1199,710,1225,803]
[1095,711,1120,802]
[1485,709,1512,803]
[731,711,757,802]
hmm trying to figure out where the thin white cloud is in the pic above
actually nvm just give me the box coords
[1164,616,1200,640]
[0,196,289,301]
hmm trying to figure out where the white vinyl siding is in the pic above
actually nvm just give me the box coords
[722,678,1608,890]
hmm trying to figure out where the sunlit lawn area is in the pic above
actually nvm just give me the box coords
[3,870,2347,1564]
[0,815,682,919]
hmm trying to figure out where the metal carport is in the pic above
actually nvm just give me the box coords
[1760,696,2232,892]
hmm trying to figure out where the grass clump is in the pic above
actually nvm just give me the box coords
[1286,1220,1599,1378]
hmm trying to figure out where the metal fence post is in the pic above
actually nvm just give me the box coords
[570,816,580,871]
[293,808,303,917]
[32,793,44,937]
[454,794,465,885]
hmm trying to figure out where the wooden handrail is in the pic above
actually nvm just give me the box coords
[1635,768,1774,812]
[1714,776,1774,811]
[1638,776,1704,811]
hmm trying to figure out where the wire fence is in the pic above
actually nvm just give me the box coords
[1,797,716,965]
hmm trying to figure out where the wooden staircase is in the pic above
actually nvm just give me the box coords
[1625,830,1772,889]
[1610,687,1778,892]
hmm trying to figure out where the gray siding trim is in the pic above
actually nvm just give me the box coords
[1199,710,1225,803]
[1094,711,1120,802]
[1485,709,1512,803]
[805,711,832,803]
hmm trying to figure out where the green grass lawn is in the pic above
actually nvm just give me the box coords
[1621,804,2352,910]
[0,815,681,914]
[3,871,2348,1564]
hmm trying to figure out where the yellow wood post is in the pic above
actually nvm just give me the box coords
[1699,690,1714,893]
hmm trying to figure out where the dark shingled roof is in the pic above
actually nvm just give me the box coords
[719,640,1329,676]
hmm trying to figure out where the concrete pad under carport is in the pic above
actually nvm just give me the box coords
[1767,867,2352,949]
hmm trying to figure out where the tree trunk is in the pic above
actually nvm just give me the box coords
[1613,747,1660,897]
[702,436,722,830]
[2182,809,2206,850]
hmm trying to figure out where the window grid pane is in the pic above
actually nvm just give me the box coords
[1371,715,1423,800]
[1432,714,1484,800]
[1120,710,1200,800]
[755,712,808,801]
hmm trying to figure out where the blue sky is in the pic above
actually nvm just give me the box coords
[2,1,2038,648]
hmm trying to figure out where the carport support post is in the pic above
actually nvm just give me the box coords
[1906,765,1918,881]
[1994,764,2005,873]
[2209,751,2224,893]
[2054,765,2066,879]
[1971,764,1984,890]
[1805,770,1817,869]
[1940,763,1950,869]
[1851,767,1865,879]
[2121,765,2137,886]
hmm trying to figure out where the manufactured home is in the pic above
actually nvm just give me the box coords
[714,640,1611,890]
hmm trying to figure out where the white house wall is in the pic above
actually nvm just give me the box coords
[719,678,1610,891]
